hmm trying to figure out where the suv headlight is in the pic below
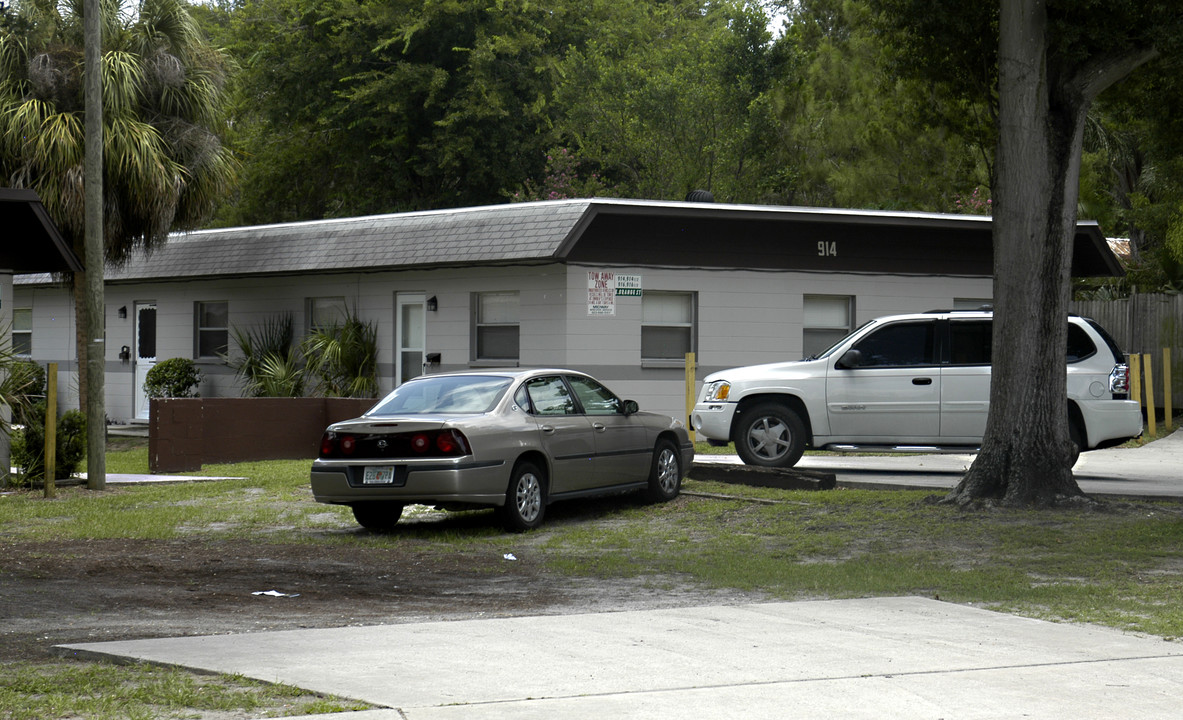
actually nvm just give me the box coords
[703,380,731,402]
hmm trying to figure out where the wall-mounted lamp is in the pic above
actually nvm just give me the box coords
[118,306,127,319]
[426,296,438,311]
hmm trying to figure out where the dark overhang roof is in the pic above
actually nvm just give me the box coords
[14,198,1121,283]
[1,188,83,273]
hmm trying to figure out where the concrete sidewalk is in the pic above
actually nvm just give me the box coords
[697,427,1183,499]
[56,597,1183,719]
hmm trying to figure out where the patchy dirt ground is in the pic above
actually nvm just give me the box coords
[1,532,763,663]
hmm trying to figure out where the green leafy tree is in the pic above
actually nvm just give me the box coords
[211,0,588,224]
[766,0,988,210]
[555,0,788,202]
[0,0,237,404]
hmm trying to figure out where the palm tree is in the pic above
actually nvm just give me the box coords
[0,0,237,404]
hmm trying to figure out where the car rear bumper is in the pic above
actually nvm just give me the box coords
[1078,399,1144,448]
[310,459,508,506]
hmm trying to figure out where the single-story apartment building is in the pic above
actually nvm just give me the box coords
[12,197,1122,424]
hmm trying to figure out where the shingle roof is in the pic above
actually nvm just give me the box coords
[99,200,593,282]
[14,197,1123,285]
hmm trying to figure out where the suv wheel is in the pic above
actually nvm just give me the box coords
[735,402,806,468]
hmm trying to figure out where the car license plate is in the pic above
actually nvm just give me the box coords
[362,466,397,484]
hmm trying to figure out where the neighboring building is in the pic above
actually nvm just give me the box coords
[13,198,1123,424]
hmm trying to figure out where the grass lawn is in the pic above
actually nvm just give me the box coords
[2,432,1181,718]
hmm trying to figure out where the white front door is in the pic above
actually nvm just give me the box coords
[395,293,426,386]
[133,302,157,421]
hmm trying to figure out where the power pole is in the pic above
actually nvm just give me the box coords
[84,0,106,490]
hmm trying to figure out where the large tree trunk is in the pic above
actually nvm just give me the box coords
[946,0,1086,506]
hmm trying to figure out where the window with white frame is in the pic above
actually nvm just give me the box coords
[473,291,519,361]
[194,301,229,359]
[803,295,853,358]
[307,296,347,332]
[12,308,32,356]
[641,291,695,361]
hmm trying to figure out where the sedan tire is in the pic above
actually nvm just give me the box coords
[351,502,405,531]
[646,438,682,503]
[502,461,546,532]
[735,402,806,468]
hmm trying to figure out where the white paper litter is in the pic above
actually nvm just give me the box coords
[252,590,300,598]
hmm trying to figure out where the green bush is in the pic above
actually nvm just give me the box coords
[11,402,87,482]
[143,358,203,398]
[2,359,46,427]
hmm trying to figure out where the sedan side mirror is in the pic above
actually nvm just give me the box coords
[622,399,640,415]
[837,349,864,369]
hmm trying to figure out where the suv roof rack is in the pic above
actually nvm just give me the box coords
[923,305,994,314]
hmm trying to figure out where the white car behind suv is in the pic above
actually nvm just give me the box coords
[691,310,1143,467]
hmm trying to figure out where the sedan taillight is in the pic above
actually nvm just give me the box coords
[318,429,470,458]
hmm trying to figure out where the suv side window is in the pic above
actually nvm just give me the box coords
[1066,323,1097,363]
[949,321,992,365]
[851,321,935,367]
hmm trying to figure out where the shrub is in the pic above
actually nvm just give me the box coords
[2,359,46,427]
[143,358,203,398]
[11,402,87,482]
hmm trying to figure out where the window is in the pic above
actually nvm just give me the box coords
[567,375,624,415]
[524,376,576,415]
[948,321,992,365]
[194,302,228,359]
[474,292,519,361]
[307,296,347,332]
[803,295,853,358]
[850,321,935,367]
[12,308,32,356]
[642,292,695,361]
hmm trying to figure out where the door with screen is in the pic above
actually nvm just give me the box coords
[395,292,425,385]
[133,302,157,421]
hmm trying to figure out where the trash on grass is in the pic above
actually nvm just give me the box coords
[252,590,300,598]
[503,553,517,561]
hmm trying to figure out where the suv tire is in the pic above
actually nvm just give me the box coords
[735,402,807,468]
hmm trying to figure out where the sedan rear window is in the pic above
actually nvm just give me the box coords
[368,375,512,415]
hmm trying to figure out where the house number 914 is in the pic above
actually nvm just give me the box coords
[817,241,837,257]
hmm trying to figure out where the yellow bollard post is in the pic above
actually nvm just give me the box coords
[685,352,697,443]
[1165,348,1174,432]
[44,362,57,499]
[1143,353,1157,438]
[1130,354,1142,411]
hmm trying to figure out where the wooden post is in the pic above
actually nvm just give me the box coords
[44,362,57,499]
[1130,354,1142,412]
[1165,348,1174,432]
[685,352,697,443]
[1143,353,1157,438]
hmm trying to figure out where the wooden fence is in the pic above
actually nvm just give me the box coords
[1071,293,1182,411]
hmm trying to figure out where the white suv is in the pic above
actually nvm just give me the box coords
[691,311,1143,467]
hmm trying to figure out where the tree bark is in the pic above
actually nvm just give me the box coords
[947,0,1083,506]
[946,0,1160,507]
[84,0,106,490]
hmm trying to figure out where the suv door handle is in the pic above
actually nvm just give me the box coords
[912,377,933,385]
[592,423,606,432]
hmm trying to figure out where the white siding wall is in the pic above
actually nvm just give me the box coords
[16,266,990,424]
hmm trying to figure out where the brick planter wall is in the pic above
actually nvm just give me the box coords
[149,397,375,473]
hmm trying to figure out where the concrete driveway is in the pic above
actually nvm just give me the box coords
[55,430,1183,719]
[58,596,1183,719]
